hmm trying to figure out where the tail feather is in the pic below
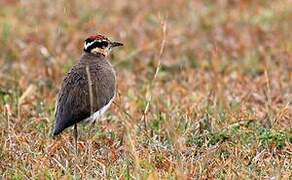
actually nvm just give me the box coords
[52,116,67,136]
[52,126,63,136]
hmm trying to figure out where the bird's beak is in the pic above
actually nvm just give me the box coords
[110,41,123,48]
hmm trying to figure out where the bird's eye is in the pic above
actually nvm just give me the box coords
[99,41,108,48]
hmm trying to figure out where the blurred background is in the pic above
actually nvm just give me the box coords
[0,0,291,179]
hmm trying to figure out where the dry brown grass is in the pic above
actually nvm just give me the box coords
[0,0,291,179]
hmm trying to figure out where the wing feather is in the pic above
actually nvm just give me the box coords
[52,64,115,136]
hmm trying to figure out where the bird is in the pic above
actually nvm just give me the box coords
[52,34,123,151]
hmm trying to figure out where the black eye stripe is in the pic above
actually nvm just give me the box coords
[90,41,108,49]
[85,38,93,43]
[100,41,109,47]
[84,40,109,53]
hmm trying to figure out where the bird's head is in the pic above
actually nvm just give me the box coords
[83,34,123,57]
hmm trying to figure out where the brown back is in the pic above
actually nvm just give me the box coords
[53,53,116,135]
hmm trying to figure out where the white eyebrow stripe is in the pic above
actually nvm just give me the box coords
[84,41,95,49]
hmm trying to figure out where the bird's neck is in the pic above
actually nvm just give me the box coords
[80,52,109,65]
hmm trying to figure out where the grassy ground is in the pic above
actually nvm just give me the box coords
[0,0,291,179]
